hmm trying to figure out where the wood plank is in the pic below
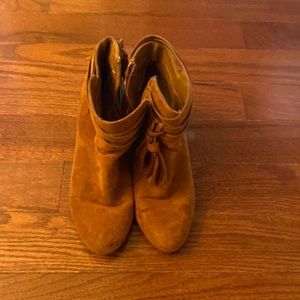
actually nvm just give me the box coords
[241,83,300,121]
[0,272,298,300]
[186,48,300,85]
[188,120,300,164]
[192,82,245,120]
[0,13,245,48]
[0,0,51,12]
[193,163,300,216]
[0,41,87,116]
[0,208,298,273]
[0,162,63,212]
[1,0,300,23]
[0,114,75,161]
[0,41,88,117]
[242,22,300,50]
[49,0,300,24]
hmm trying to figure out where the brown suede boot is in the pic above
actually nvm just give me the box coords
[126,36,195,253]
[70,37,147,255]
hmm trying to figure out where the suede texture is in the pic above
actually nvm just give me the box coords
[70,35,194,255]
[127,36,195,253]
[70,37,147,255]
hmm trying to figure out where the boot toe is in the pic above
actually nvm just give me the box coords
[137,199,194,253]
[71,198,133,255]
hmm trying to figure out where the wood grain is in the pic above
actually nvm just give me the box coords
[1,0,300,23]
[189,120,300,164]
[0,209,298,273]
[186,48,300,85]
[0,114,75,161]
[192,82,245,120]
[0,13,245,48]
[0,0,300,299]
[0,162,63,212]
[242,22,300,50]
[0,272,298,300]
[241,83,300,120]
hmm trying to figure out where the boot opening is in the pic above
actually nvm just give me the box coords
[126,41,189,111]
[91,38,128,121]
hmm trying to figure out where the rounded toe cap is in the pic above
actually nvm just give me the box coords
[137,201,194,253]
[71,198,133,255]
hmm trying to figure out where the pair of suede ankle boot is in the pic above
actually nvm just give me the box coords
[70,35,195,255]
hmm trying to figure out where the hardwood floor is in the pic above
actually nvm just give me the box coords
[0,1,299,299]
